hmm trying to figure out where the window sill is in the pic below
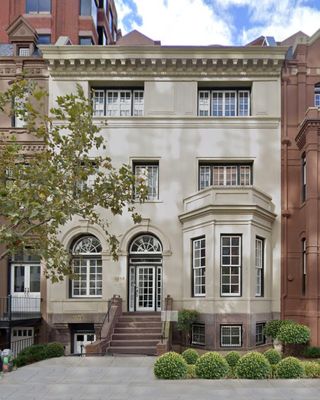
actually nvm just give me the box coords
[134,200,163,204]
[69,297,103,300]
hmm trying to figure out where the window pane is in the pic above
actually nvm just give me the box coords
[238,91,250,116]
[29,265,40,293]
[38,0,51,12]
[133,91,144,116]
[198,91,210,116]
[14,266,25,293]
[79,37,93,45]
[134,164,159,200]
[192,237,206,296]
[80,0,91,15]
[199,166,211,190]
[26,0,38,12]
[93,90,105,116]
[224,92,236,116]
[37,35,51,44]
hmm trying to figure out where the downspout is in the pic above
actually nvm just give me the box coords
[281,73,291,319]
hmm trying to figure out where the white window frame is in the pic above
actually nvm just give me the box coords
[255,237,264,297]
[192,237,206,297]
[198,89,250,116]
[221,235,241,297]
[191,324,205,345]
[221,325,242,347]
[72,258,102,297]
[93,88,144,117]
[199,164,252,190]
[134,162,159,201]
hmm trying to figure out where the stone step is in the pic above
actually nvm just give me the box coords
[110,339,159,347]
[112,333,161,340]
[114,327,162,334]
[118,316,161,323]
[116,321,162,328]
[109,346,157,356]
[122,312,160,316]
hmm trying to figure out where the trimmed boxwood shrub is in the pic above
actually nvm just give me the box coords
[195,352,229,379]
[236,352,271,379]
[303,361,320,378]
[182,349,199,365]
[277,323,310,344]
[264,349,282,365]
[45,342,65,358]
[15,342,65,368]
[303,346,320,359]
[154,352,187,380]
[225,351,241,368]
[275,357,304,378]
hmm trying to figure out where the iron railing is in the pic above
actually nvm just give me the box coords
[99,299,112,340]
[0,335,38,357]
[0,295,41,321]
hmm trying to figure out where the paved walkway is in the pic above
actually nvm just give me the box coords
[0,356,320,400]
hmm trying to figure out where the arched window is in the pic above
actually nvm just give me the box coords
[129,234,162,254]
[71,235,102,297]
[314,83,320,107]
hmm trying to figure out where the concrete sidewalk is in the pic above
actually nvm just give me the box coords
[0,356,320,400]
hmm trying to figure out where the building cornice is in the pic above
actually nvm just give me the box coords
[40,45,287,77]
[295,107,320,150]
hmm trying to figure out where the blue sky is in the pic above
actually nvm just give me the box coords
[116,0,320,45]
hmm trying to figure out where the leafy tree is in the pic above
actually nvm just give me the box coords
[0,79,147,282]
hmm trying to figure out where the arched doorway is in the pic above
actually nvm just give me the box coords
[128,234,162,312]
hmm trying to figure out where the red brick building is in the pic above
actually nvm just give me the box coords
[281,29,320,346]
[0,0,120,45]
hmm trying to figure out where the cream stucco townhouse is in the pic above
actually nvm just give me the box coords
[41,32,287,355]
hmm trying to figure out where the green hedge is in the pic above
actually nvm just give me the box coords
[154,352,187,380]
[236,352,272,379]
[303,346,320,359]
[15,342,64,367]
[275,357,304,378]
[195,352,229,379]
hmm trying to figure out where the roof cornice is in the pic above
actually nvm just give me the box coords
[40,45,287,77]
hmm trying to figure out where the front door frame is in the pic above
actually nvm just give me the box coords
[128,263,162,312]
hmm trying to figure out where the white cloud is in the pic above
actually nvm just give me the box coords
[116,0,233,45]
[116,0,320,45]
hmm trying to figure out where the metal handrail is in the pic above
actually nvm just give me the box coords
[99,299,112,340]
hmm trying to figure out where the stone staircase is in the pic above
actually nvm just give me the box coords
[108,312,162,355]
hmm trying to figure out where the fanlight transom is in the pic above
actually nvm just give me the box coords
[72,236,102,255]
[130,235,162,254]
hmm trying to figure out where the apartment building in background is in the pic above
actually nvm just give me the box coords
[281,29,320,346]
[0,0,120,45]
[40,35,286,354]
[0,17,48,353]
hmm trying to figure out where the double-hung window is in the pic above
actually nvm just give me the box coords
[192,237,206,297]
[221,235,241,296]
[302,154,306,202]
[191,324,205,346]
[302,239,306,295]
[92,89,144,117]
[26,0,51,13]
[255,237,264,297]
[256,323,266,345]
[198,89,250,116]
[220,325,242,347]
[134,162,159,201]
[314,84,320,107]
[199,164,252,190]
